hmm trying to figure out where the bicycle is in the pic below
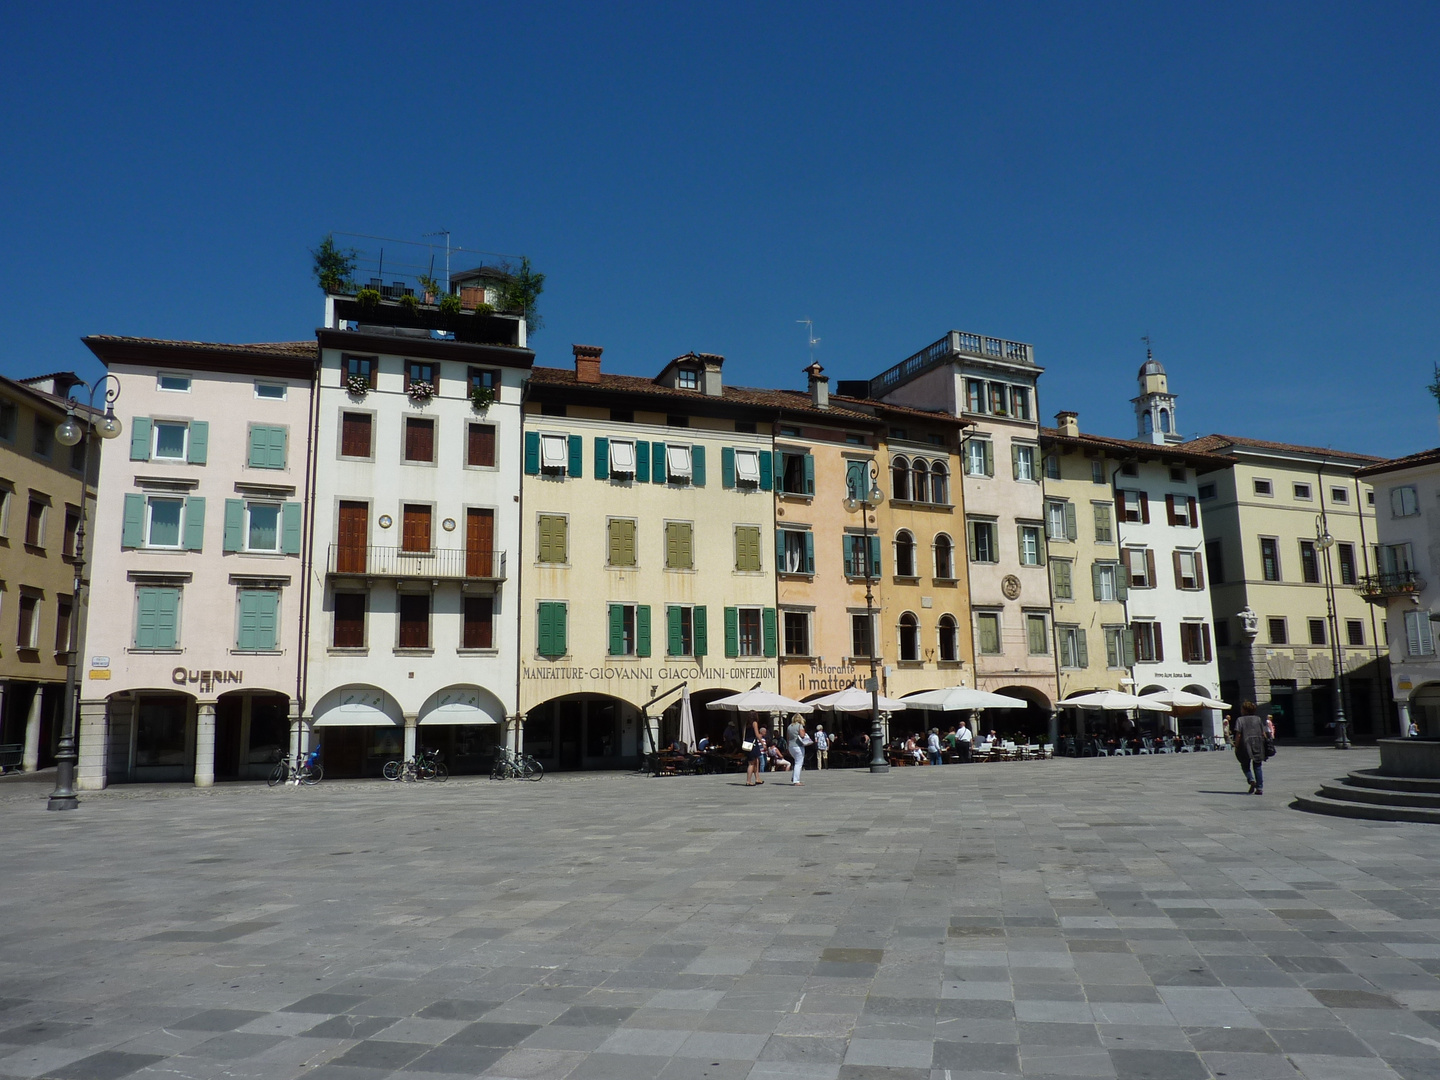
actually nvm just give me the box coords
[267,746,323,787]
[490,746,543,781]
[383,747,448,783]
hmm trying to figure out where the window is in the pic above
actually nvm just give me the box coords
[1169,466,1187,484]
[248,425,288,470]
[55,595,72,654]
[1331,487,1349,504]
[1167,494,1195,527]
[896,612,920,661]
[1046,499,1075,541]
[779,529,813,574]
[16,594,39,650]
[847,460,870,502]
[665,443,693,483]
[731,448,761,487]
[1293,482,1312,500]
[157,373,191,393]
[1132,621,1162,662]
[1346,619,1365,646]
[778,451,813,495]
[934,533,954,578]
[63,506,79,558]
[402,505,433,553]
[463,596,494,650]
[912,460,929,504]
[966,379,984,413]
[0,487,11,537]
[1308,618,1327,646]
[468,367,499,394]
[976,612,1001,655]
[1337,543,1356,586]
[666,605,704,657]
[734,607,763,658]
[734,525,762,572]
[989,383,1009,415]
[27,418,50,458]
[340,412,373,458]
[844,534,881,578]
[664,521,694,569]
[540,432,570,472]
[1105,626,1129,668]
[1260,538,1281,581]
[134,586,180,650]
[1299,540,1320,584]
[1380,542,1415,575]
[894,531,916,577]
[1092,460,1106,485]
[1124,547,1154,588]
[1214,620,1230,647]
[256,382,287,400]
[1253,478,1273,497]
[968,520,997,563]
[608,518,637,567]
[333,592,366,648]
[1013,444,1036,481]
[467,423,496,467]
[1198,482,1216,500]
[1058,626,1087,669]
[606,438,637,479]
[25,498,46,547]
[1392,486,1420,517]
[1018,525,1044,566]
[1205,539,1225,585]
[1175,550,1202,590]
[245,502,282,553]
[965,439,993,477]
[1011,386,1031,420]
[930,462,949,504]
[1093,503,1113,543]
[537,601,568,659]
[1405,610,1434,657]
[783,610,810,656]
[236,589,280,651]
[1120,462,1138,477]
[851,613,875,658]
[677,367,699,390]
[1044,454,1060,480]
[1118,490,1147,523]
[344,354,377,388]
[1180,622,1213,663]
[537,514,567,564]
[397,593,431,649]
[938,615,958,662]
[404,361,436,391]
[0,401,14,441]
[1094,561,1120,602]
[153,421,189,461]
[1268,617,1288,645]
[608,603,639,656]
[146,497,183,548]
[1026,612,1049,655]
[403,417,435,463]
[1052,559,1074,601]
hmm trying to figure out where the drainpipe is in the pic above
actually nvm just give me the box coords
[295,346,322,758]
[515,377,532,755]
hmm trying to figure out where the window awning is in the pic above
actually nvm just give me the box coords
[735,449,760,483]
[666,444,691,476]
[540,434,568,468]
[610,439,635,471]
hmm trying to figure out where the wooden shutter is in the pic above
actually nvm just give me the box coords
[804,531,814,574]
[188,421,209,464]
[652,442,666,484]
[468,423,496,467]
[1091,560,1103,600]
[523,431,540,474]
[635,605,651,657]
[1114,561,1128,601]
[1166,494,1178,525]
[1187,496,1198,525]
[1201,623,1212,662]
[1076,629,1089,668]
[693,606,708,656]
[667,606,683,656]
[1144,549,1156,588]
[405,418,434,462]
[223,498,244,553]
[1012,443,1021,479]
[568,434,583,478]
[1115,490,1126,521]
[121,493,145,549]
[342,413,372,457]
[635,440,650,482]
[1121,628,1136,667]
[337,501,368,571]
[1064,501,1077,540]
[183,497,205,551]
[1152,623,1164,662]
[593,436,609,480]
[666,522,679,568]
[721,447,735,488]
[464,596,493,649]
[1173,550,1184,589]
[129,417,152,462]
[466,509,494,576]
[1139,491,1150,524]
[803,454,815,495]
[608,604,626,655]
[759,450,773,490]
[398,593,430,648]
[333,593,365,648]
[402,505,432,552]
[281,502,302,555]
[982,440,993,476]
[724,607,739,657]
[692,445,706,487]
[679,523,693,568]
[763,608,777,657]
[868,535,881,576]
[238,590,278,651]
[248,425,268,468]
[1193,550,1204,590]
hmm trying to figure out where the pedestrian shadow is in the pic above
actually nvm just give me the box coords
[1196,789,1255,795]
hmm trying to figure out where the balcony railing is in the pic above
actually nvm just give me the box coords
[1356,570,1425,600]
[870,329,1035,397]
[328,544,506,581]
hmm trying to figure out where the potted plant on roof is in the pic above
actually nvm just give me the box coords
[355,287,381,314]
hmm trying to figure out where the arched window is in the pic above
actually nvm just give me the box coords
[937,615,958,662]
[1159,409,1171,433]
[895,530,916,577]
[1143,412,1154,435]
[898,612,920,661]
[930,461,949,505]
[934,533,954,579]
[891,457,910,501]
[912,459,929,504]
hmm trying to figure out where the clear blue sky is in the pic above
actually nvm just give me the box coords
[3,2,1437,456]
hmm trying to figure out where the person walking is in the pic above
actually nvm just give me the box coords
[744,716,764,786]
[814,724,829,769]
[927,728,943,765]
[1233,701,1268,795]
[786,715,808,785]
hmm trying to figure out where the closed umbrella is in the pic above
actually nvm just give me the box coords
[678,686,697,750]
[706,689,813,714]
[1065,690,1172,712]
[902,687,1028,711]
[808,685,909,712]
[1138,689,1230,710]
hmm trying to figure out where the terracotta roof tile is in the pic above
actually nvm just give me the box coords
[1040,427,1235,466]
[84,335,317,358]
[1356,446,1440,478]
[1179,433,1383,464]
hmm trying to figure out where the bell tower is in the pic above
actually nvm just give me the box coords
[1132,342,1180,444]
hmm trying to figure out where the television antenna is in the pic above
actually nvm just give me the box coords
[797,319,820,364]
[424,229,452,292]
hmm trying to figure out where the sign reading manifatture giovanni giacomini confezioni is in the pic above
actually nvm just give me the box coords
[523,664,777,684]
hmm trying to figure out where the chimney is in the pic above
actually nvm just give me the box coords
[1055,410,1079,438]
[573,344,603,384]
[697,352,724,397]
[805,362,829,410]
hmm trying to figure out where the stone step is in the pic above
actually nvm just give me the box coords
[1321,782,1440,809]
[1343,769,1440,795]
[1292,790,1440,825]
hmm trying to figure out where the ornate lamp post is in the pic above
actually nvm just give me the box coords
[1315,514,1350,749]
[844,463,889,774]
[49,376,123,810]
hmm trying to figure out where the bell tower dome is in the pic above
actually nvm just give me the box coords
[1132,347,1180,444]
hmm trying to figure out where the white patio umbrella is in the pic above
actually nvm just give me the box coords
[1064,690,1172,712]
[902,686,1028,711]
[807,685,909,712]
[677,686,698,750]
[705,688,813,714]
[1138,689,1231,711]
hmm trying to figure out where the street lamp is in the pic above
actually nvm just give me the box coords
[1314,515,1350,750]
[49,376,123,809]
[844,463,889,774]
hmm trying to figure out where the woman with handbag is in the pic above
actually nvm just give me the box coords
[744,716,764,787]
[1233,701,1268,795]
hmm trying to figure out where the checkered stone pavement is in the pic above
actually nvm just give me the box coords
[3,746,1440,1080]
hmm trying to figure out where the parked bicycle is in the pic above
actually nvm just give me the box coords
[490,746,543,781]
[268,745,323,787]
[382,747,448,783]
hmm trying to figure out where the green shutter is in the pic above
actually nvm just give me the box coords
[1064,501,1076,540]
[868,535,881,577]
[983,440,994,477]
[536,603,552,658]
[223,499,244,553]
[183,497,205,551]
[804,531,814,574]
[1028,616,1047,654]
[568,434,583,478]
[967,522,978,562]
[594,436,609,481]
[763,608,778,657]
[271,427,287,469]
[187,421,208,465]
[724,607,739,657]
[1121,628,1136,667]
[554,603,568,657]
[693,605,708,657]
[1011,443,1021,479]
[608,603,625,655]
[1076,628,1089,668]
[1092,561,1103,600]
[691,445,706,487]
[136,587,179,650]
[1037,529,1047,566]
[248,426,267,468]
[538,602,567,659]
[129,417,152,461]
[282,501,302,555]
[652,441,666,484]
[1114,562,1128,601]
[803,454,815,495]
[759,450,773,490]
[238,590,279,651]
[524,431,541,475]
[722,447,736,488]
[736,526,760,571]
[636,604,651,657]
[635,440,650,482]
[122,493,145,549]
[776,529,786,571]
[667,605,682,656]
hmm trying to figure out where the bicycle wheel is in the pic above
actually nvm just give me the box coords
[301,764,322,786]
[267,762,288,788]
[431,762,448,783]
[382,760,401,781]
[521,756,543,781]
[490,761,505,780]
[418,761,436,781]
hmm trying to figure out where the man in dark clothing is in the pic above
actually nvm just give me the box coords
[1233,701,1268,795]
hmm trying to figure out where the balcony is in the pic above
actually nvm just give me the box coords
[328,545,506,581]
[1356,570,1425,601]
[870,329,1035,397]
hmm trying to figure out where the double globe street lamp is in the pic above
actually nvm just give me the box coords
[49,376,123,810]
[844,463,890,774]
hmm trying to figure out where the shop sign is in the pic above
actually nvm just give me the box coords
[172,668,245,693]
[790,658,863,693]
[523,663,776,683]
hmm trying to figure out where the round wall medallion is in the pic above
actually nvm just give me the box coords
[442,518,457,532]
[378,514,393,529]
[1001,574,1022,600]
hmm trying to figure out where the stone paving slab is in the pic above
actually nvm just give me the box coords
[4,748,1440,1080]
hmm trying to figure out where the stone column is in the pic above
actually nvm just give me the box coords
[194,702,216,787]
[1397,700,1413,738]
[22,687,44,772]
[1046,709,1059,748]
[75,699,109,791]
[511,714,525,754]
[403,715,418,761]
